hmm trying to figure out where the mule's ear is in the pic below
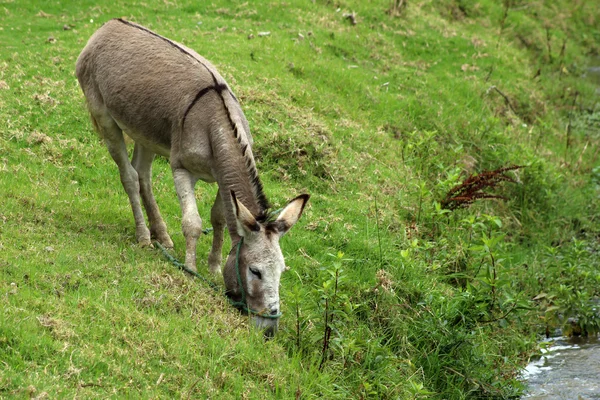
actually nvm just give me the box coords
[231,190,260,237]
[274,194,310,236]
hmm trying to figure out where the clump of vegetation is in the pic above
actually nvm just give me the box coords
[440,165,524,210]
[1,0,599,398]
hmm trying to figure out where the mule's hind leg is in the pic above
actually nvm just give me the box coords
[93,113,151,246]
[131,144,173,248]
[172,167,202,273]
[208,190,225,275]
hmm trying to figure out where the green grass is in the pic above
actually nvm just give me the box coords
[1,0,599,398]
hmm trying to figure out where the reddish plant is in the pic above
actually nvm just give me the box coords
[441,165,524,210]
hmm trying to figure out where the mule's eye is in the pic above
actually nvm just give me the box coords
[249,267,262,279]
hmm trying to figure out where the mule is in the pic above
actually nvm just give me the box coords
[76,19,309,336]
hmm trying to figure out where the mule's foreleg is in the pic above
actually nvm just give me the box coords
[131,144,173,248]
[96,115,151,246]
[172,168,202,273]
[208,190,226,275]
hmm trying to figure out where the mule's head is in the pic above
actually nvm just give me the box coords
[224,191,309,338]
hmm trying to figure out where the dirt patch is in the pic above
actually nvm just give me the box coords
[27,131,52,145]
[37,314,76,340]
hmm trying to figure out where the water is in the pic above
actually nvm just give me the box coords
[584,57,600,94]
[587,66,600,87]
[522,337,600,399]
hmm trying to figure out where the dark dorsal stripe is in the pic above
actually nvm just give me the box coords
[115,18,270,212]
[182,83,228,130]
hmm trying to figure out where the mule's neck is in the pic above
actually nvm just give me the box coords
[210,124,268,241]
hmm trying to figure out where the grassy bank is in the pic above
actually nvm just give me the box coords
[1,0,599,398]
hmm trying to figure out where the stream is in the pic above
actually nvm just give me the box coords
[522,337,600,399]
[585,57,600,90]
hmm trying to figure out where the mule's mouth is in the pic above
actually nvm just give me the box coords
[226,293,280,337]
[253,315,279,339]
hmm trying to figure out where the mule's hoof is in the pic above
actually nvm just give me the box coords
[158,236,174,249]
[208,254,222,276]
[138,237,152,247]
[209,264,222,275]
[152,231,174,249]
[185,264,198,276]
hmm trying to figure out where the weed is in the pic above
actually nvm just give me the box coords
[441,165,524,210]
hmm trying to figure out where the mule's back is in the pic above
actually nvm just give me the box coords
[76,19,230,152]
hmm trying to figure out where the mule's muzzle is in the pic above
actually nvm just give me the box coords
[253,315,279,339]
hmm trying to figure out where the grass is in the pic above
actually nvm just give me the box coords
[1,0,599,398]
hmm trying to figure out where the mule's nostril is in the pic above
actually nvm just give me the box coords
[264,326,275,340]
[270,308,279,316]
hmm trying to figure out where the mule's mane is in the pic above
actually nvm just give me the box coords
[114,18,270,213]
